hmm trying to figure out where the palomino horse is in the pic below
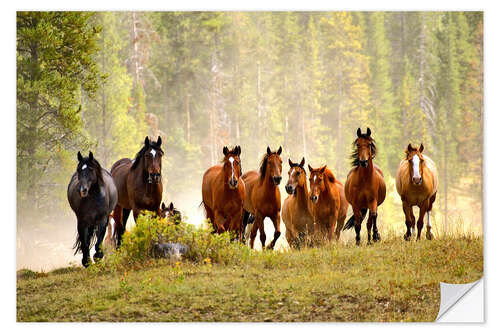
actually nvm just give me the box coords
[308,165,348,243]
[396,144,438,240]
[111,136,164,247]
[344,128,386,245]
[282,158,314,249]
[67,152,117,267]
[201,146,245,239]
[242,146,282,250]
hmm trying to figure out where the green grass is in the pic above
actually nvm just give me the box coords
[17,235,482,322]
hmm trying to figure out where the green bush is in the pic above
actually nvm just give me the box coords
[93,212,251,272]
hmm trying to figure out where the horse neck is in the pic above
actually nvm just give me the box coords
[295,180,309,208]
[358,158,375,179]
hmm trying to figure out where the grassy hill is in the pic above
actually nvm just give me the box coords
[17,226,482,322]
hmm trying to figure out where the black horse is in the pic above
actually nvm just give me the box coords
[67,151,118,267]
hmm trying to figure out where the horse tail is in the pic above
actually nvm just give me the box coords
[343,208,368,230]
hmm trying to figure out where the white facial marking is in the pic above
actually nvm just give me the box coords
[150,149,156,158]
[291,169,295,177]
[82,164,87,170]
[314,175,317,182]
[229,157,235,180]
[412,154,420,178]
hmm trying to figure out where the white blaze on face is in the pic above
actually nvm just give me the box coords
[82,164,87,170]
[290,169,295,177]
[314,175,317,182]
[412,154,421,179]
[150,149,156,158]
[229,157,235,180]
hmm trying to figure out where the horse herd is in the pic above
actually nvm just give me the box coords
[67,128,438,267]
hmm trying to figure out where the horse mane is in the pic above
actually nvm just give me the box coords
[323,168,336,184]
[350,136,377,167]
[79,157,104,185]
[131,141,164,170]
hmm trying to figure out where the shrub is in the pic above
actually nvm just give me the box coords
[94,212,251,271]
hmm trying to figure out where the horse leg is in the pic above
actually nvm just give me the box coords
[249,214,262,249]
[93,217,108,261]
[426,194,436,240]
[117,208,131,248]
[402,201,413,241]
[213,210,226,234]
[242,210,250,239]
[416,204,427,241]
[353,209,363,246]
[335,213,346,242]
[78,224,90,268]
[267,212,282,250]
[259,220,267,249]
[366,213,373,245]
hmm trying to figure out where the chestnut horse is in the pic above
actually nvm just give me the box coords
[344,128,386,245]
[110,136,163,247]
[282,158,314,249]
[201,146,245,239]
[242,146,283,250]
[396,144,438,240]
[308,165,348,243]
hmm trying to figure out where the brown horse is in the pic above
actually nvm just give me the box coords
[344,128,386,245]
[201,146,245,239]
[242,146,282,250]
[396,144,438,240]
[282,158,314,249]
[110,136,163,247]
[308,165,347,243]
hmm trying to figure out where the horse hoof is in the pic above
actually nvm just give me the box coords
[426,231,434,240]
[373,233,381,242]
[404,234,411,241]
[355,240,361,246]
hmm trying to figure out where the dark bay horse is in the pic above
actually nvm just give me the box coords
[242,146,282,250]
[201,146,245,238]
[162,202,183,225]
[344,128,386,245]
[396,144,438,240]
[67,151,117,267]
[111,136,163,247]
[308,165,347,243]
[282,158,314,249]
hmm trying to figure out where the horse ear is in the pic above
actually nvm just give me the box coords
[169,202,174,210]
[357,128,362,138]
[277,146,282,155]
[267,146,271,155]
[157,136,162,146]
[407,143,413,152]
[236,145,241,156]
[161,202,166,210]
[288,159,293,168]
[366,127,371,137]
[77,151,83,162]
[223,146,229,156]
[145,136,150,147]
[89,151,94,161]
[419,143,424,153]
[308,164,313,172]
[320,165,327,173]
[300,157,305,168]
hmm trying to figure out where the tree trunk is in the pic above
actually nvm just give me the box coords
[185,93,190,144]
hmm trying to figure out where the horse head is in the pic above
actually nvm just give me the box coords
[285,157,306,195]
[222,145,242,189]
[406,143,425,185]
[261,146,282,185]
[142,136,163,184]
[76,151,102,198]
[308,165,329,203]
[160,202,182,224]
[353,127,376,168]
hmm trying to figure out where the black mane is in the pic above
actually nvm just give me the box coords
[351,136,377,167]
[131,140,164,170]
